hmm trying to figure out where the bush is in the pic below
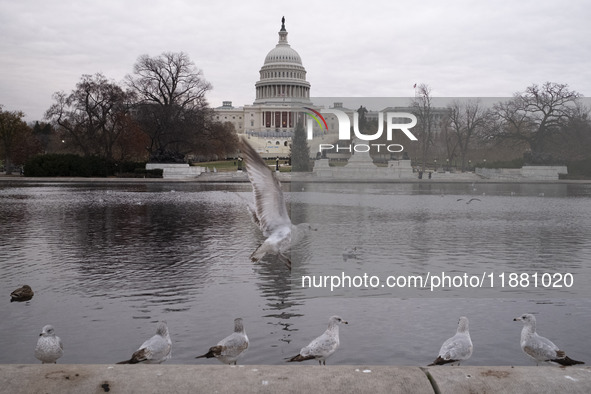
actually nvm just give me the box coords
[23,154,154,177]
[132,167,163,178]
[478,157,524,169]
[566,158,591,179]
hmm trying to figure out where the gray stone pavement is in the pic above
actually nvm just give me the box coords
[1,364,590,394]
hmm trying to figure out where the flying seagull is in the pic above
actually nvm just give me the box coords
[239,138,314,268]
[514,314,584,366]
[428,316,473,366]
[35,325,64,364]
[457,198,481,204]
[287,315,348,365]
[10,285,34,302]
[117,321,171,364]
[195,318,249,365]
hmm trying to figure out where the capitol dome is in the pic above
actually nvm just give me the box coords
[264,43,302,65]
[254,17,311,105]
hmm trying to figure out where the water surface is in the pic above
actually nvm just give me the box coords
[1,181,589,366]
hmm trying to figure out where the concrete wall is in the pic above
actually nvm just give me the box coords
[145,164,206,179]
[1,365,589,394]
[476,166,568,181]
[312,159,414,179]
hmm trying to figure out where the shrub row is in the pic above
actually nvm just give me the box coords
[476,157,525,169]
[565,158,591,179]
[23,154,157,178]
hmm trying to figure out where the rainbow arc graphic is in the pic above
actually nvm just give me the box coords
[303,107,327,131]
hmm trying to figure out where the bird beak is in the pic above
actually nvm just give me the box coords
[39,333,43,336]
[513,318,521,321]
[343,321,349,325]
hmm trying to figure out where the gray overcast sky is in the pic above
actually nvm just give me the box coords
[1,0,590,122]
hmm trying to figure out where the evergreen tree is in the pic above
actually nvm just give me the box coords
[290,119,310,171]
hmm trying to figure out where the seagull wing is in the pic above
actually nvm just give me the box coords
[146,334,171,362]
[125,334,170,364]
[130,347,152,364]
[439,334,472,360]
[524,333,560,360]
[301,331,338,358]
[240,138,291,236]
[219,332,249,357]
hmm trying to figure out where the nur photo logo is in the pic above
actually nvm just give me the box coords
[302,106,418,153]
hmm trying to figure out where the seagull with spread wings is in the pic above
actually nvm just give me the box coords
[240,138,313,268]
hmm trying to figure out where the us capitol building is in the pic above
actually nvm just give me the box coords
[213,17,336,158]
[213,17,446,159]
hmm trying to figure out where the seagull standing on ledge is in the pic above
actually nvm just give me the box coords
[429,316,473,366]
[514,313,584,366]
[239,138,313,268]
[117,321,171,364]
[195,318,249,365]
[287,315,348,365]
[35,325,63,364]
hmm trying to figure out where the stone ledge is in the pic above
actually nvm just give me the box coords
[0,365,589,394]
[145,163,206,179]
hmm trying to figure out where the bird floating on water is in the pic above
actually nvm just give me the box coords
[195,318,249,365]
[342,247,358,261]
[514,313,584,366]
[428,316,473,366]
[35,325,63,364]
[287,315,347,365]
[117,321,172,364]
[10,285,34,302]
[240,138,314,269]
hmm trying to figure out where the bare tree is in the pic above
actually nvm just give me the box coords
[489,82,582,164]
[550,103,591,162]
[411,84,436,172]
[193,119,239,160]
[127,52,213,160]
[437,115,458,170]
[447,99,489,171]
[45,73,136,160]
